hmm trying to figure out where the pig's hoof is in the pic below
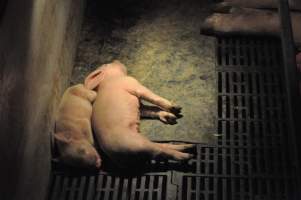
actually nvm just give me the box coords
[180,153,194,161]
[159,112,177,125]
[188,153,194,159]
[169,105,182,115]
[175,113,183,119]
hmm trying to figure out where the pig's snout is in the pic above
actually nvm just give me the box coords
[58,139,102,169]
[95,156,101,168]
[80,147,102,169]
[86,150,102,169]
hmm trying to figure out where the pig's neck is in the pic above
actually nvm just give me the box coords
[96,72,126,91]
[104,70,126,80]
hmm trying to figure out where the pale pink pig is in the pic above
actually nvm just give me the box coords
[54,84,101,168]
[201,7,301,48]
[85,60,194,167]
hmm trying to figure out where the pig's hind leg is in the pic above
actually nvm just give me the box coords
[116,132,193,162]
[155,143,195,152]
[150,142,194,161]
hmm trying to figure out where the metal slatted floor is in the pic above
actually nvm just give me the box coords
[49,172,171,200]
[47,36,301,200]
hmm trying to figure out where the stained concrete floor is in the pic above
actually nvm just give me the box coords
[72,0,217,143]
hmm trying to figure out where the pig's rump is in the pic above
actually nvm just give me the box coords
[94,127,156,166]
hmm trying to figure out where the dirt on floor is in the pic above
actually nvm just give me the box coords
[72,0,218,143]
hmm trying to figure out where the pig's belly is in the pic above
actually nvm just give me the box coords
[92,90,141,137]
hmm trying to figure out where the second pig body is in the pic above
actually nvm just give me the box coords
[54,84,101,168]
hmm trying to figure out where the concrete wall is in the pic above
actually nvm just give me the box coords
[0,0,85,199]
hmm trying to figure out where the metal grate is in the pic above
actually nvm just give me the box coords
[215,36,298,179]
[48,36,301,200]
[177,36,301,200]
[48,172,169,200]
[180,176,296,200]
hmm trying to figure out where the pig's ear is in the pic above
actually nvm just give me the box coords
[84,68,105,90]
[54,132,72,145]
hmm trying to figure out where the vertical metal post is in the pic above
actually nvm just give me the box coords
[278,0,301,196]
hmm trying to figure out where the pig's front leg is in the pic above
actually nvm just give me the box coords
[140,104,180,125]
[128,77,182,114]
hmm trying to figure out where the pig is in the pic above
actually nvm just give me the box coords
[201,6,301,48]
[213,0,301,11]
[85,60,194,168]
[54,84,101,169]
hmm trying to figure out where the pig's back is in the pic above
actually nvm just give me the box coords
[58,87,93,120]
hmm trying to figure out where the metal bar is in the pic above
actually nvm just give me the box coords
[104,176,112,200]
[77,176,86,200]
[277,0,301,199]
[50,175,61,200]
[68,178,78,200]
[86,176,95,200]
[112,177,120,200]
[121,178,129,200]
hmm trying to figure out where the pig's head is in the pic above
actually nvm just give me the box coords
[54,132,101,169]
[84,60,127,90]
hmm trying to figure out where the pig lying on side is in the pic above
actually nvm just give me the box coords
[54,84,101,169]
[201,5,301,48]
[85,60,194,168]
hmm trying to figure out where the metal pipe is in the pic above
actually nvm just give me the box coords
[278,0,301,196]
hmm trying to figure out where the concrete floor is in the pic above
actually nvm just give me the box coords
[72,0,217,143]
